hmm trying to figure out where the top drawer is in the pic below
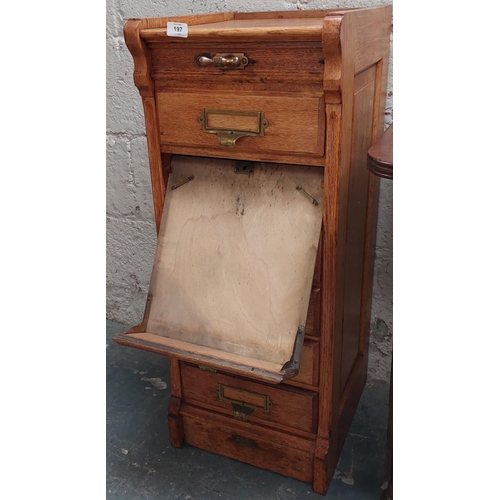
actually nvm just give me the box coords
[149,42,325,89]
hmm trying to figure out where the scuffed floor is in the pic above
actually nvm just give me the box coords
[107,319,390,500]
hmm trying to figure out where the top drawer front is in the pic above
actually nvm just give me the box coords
[150,42,325,89]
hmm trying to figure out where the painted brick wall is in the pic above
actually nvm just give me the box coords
[106,0,393,378]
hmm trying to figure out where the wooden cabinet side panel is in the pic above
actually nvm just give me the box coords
[314,8,391,494]
[336,23,390,471]
[340,65,376,392]
[359,45,391,363]
[351,6,392,74]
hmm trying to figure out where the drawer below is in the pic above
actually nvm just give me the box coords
[157,91,325,158]
[292,339,319,387]
[180,404,315,483]
[180,363,318,433]
[304,287,320,338]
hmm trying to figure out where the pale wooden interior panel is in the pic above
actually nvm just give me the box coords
[146,156,324,366]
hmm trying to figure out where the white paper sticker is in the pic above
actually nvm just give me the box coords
[167,22,188,38]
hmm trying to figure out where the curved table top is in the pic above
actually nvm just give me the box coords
[367,124,393,180]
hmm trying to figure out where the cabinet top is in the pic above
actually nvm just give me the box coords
[124,6,392,98]
[128,6,392,43]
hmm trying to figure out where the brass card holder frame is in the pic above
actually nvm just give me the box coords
[216,384,273,421]
[198,109,268,147]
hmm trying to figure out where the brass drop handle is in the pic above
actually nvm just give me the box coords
[196,53,249,69]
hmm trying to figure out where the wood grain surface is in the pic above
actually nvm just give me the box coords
[141,17,326,43]
[181,404,315,483]
[146,156,324,366]
[156,91,325,157]
[180,363,318,433]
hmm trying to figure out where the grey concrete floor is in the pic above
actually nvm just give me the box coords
[107,319,390,500]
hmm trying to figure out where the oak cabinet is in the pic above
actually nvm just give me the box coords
[113,6,391,494]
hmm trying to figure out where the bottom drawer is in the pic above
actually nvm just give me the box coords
[180,404,315,483]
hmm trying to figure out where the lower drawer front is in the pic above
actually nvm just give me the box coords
[157,91,325,157]
[181,404,314,483]
[181,363,317,433]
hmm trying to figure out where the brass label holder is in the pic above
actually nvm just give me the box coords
[198,109,268,148]
[198,365,217,373]
[216,384,272,421]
